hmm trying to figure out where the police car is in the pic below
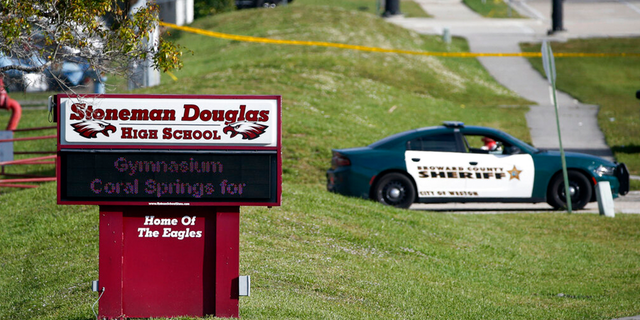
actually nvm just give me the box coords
[326,122,630,209]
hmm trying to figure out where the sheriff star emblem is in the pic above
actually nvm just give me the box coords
[507,165,522,180]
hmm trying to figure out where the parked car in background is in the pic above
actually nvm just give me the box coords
[0,53,49,92]
[0,53,104,93]
[235,0,293,9]
[327,122,629,209]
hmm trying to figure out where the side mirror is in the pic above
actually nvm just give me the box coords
[506,146,522,155]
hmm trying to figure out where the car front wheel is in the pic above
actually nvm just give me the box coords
[547,171,592,210]
[373,173,416,209]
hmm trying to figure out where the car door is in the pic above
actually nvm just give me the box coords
[404,132,472,198]
[460,133,535,198]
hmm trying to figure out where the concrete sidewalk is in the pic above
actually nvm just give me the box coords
[387,0,640,162]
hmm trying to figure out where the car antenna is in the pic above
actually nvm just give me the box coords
[442,121,464,128]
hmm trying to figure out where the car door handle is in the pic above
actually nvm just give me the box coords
[469,162,478,165]
[412,158,420,162]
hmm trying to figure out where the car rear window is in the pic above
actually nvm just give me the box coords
[407,133,458,152]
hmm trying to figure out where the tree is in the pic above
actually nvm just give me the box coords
[0,0,185,90]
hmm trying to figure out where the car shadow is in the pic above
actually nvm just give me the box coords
[408,203,600,213]
[411,207,561,213]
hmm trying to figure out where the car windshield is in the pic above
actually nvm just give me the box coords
[501,131,539,154]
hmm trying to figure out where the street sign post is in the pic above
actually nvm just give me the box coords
[542,41,572,213]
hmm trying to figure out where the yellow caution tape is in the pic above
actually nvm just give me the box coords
[166,71,178,81]
[160,21,640,58]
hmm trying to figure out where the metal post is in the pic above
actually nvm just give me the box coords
[552,79,572,213]
[542,41,571,213]
[383,0,400,16]
[442,27,451,44]
[550,0,564,33]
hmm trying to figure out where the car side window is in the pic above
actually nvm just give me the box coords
[462,134,522,155]
[407,133,458,152]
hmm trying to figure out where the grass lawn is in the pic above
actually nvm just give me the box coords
[3,184,640,319]
[521,38,640,189]
[463,0,524,18]
[288,0,430,17]
[401,0,431,18]
[152,3,531,186]
[1,3,639,320]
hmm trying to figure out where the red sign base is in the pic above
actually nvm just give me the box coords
[98,206,240,319]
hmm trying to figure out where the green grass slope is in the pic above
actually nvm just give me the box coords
[289,0,430,17]
[2,5,640,320]
[155,4,531,185]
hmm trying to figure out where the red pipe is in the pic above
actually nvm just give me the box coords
[0,155,57,166]
[0,135,56,143]
[0,184,39,188]
[12,126,56,132]
[0,177,56,183]
[14,151,57,155]
[4,161,56,165]
[1,173,55,178]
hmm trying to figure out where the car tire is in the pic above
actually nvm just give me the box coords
[547,171,592,210]
[374,173,416,209]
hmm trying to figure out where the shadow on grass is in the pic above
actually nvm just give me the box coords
[412,208,561,213]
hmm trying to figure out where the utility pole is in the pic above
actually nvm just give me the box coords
[549,0,564,34]
[383,0,400,17]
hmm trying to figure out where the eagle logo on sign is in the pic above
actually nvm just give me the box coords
[223,121,268,140]
[71,120,117,139]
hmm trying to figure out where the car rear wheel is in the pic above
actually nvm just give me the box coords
[374,173,416,209]
[547,171,592,210]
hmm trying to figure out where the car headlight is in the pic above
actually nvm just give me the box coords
[596,165,615,177]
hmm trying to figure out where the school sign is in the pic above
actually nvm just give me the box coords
[54,94,282,318]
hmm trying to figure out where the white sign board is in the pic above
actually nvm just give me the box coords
[58,95,280,147]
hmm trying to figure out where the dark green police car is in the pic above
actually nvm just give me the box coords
[327,122,629,209]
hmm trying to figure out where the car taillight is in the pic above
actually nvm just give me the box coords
[331,152,351,169]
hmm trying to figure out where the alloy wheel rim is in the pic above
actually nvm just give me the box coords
[383,182,405,204]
